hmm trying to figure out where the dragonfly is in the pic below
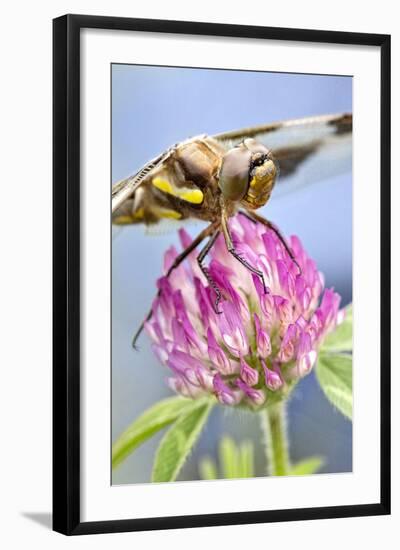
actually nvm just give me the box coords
[112,113,352,346]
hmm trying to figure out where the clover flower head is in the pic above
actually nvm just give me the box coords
[146,215,343,409]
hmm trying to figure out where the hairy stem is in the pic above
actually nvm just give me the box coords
[261,402,290,476]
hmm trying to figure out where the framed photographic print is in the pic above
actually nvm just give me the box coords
[53,14,391,535]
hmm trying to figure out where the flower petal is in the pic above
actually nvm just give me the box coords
[236,379,266,406]
[254,313,272,358]
[261,359,283,391]
[218,301,249,357]
[240,356,259,386]
[213,374,240,405]
[207,327,233,374]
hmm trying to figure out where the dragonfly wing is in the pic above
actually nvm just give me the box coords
[214,113,352,195]
[112,149,171,214]
[273,130,351,196]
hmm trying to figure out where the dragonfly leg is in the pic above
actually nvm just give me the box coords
[240,210,301,274]
[197,231,223,314]
[131,222,219,349]
[221,211,267,293]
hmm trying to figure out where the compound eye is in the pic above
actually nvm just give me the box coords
[218,146,252,201]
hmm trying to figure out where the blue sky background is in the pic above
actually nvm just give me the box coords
[112,65,352,485]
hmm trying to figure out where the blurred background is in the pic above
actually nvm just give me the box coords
[111,65,352,485]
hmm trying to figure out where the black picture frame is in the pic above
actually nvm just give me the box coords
[53,14,391,535]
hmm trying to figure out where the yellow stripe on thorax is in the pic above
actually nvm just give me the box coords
[152,177,204,205]
[154,207,182,220]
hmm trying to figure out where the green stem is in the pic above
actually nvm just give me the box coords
[261,402,290,476]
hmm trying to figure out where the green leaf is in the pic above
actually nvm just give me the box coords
[238,441,255,478]
[316,353,352,420]
[112,396,198,469]
[220,437,239,479]
[322,303,353,352]
[152,399,214,482]
[289,456,324,475]
[199,457,218,480]
[199,438,255,480]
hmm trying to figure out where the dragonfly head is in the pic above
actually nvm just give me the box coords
[218,139,278,210]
